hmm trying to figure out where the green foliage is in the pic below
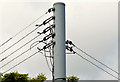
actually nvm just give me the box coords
[0,73,2,82]
[0,73,3,76]
[1,71,80,82]
[30,73,47,82]
[66,75,79,82]
[1,72,28,82]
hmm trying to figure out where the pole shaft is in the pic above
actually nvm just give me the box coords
[118,2,120,81]
[53,2,66,81]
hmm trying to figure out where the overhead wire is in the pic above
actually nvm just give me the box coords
[42,38,53,67]
[30,24,55,50]
[37,21,55,79]
[75,51,119,80]
[12,13,46,39]
[0,23,43,55]
[1,8,56,78]
[48,23,54,67]
[66,45,119,80]
[49,22,55,82]
[1,7,56,78]
[48,47,53,66]
[44,50,52,72]
[37,39,55,73]
[44,22,54,81]
[30,41,41,50]
[0,40,43,69]
[75,45,119,75]
[0,8,55,48]
[0,38,12,48]
[0,34,41,62]
[66,40,119,75]
[0,12,46,48]
[3,51,42,74]
[0,16,54,56]
[3,36,55,74]
[0,24,55,69]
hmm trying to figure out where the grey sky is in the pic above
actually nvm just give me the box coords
[0,0,118,80]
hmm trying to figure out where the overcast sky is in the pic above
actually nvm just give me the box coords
[0,0,119,80]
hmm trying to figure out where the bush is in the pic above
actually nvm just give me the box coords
[2,72,28,82]
[66,75,79,82]
[30,73,47,82]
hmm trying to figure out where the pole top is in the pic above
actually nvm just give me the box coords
[53,2,65,6]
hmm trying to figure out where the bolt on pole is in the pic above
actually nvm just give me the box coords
[53,2,66,81]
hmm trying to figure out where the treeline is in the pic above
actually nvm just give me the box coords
[0,72,79,82]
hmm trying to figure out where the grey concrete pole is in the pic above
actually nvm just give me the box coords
[118,1,120,82]
[53,2,66,81]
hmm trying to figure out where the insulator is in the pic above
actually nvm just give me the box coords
[69,41,73,45]
[48,8,55,13]
[42,24,55,34]
[66,45,73,52]
[52,33,55,38]
[70,47,73,52]
[66,40,69,44]
[43,16,55,25]
[66,45,69,50]
[43,46,46,49]
[66,40,75,46]
[43,33,55,41]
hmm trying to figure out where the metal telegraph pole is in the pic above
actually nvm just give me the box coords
[53,2,66,81]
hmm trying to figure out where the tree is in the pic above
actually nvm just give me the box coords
[2,72,28,82]
[66,75,80,82]
[30,73,47,82]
